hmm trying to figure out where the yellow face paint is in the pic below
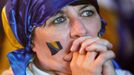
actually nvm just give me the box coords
[46,41,63,55]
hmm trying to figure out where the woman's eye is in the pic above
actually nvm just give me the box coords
[80,10,94,17]
[52,16,66,24]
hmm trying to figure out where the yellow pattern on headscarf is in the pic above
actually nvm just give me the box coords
[2,7,23,48]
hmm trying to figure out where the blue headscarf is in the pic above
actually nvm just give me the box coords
[2,0,110,75]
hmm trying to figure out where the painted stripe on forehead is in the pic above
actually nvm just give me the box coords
[46,41,63,55]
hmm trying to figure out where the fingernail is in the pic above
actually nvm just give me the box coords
[79,48,84,54]
[70,46,74,51]
[79,50,82,54]
[79,48,82,54]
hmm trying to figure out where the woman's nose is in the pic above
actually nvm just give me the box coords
[70,18,87,38]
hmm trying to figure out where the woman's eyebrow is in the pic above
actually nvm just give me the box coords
[79,5,91,11]
[53,10,64,16]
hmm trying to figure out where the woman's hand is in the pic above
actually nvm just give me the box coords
[70,51,115,75]
[70,37,112,54]
[70,36,116,75]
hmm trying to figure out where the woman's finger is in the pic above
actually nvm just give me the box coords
[70,36,92,51]
[86,44,107,52]
[76,53,85,66]
[96,39,113,49]
[79,38,112,54]
[103,60,116,75]
[93,50,115,68]
[83,52,97,66]
[79,37,99,54]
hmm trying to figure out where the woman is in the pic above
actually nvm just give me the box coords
[1,0,132,75]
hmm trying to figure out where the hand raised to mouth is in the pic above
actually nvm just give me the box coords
[70,36,116,75]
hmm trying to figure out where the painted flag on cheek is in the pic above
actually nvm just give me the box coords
[46,41,63,55]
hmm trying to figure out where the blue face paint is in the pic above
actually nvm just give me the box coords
[46,41,63,55]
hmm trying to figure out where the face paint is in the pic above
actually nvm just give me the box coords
[46,41,63,55]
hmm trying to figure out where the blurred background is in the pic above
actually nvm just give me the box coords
[98,0,134,74]
[0,0,134,74]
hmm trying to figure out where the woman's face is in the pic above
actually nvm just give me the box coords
[33,4,101,74]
